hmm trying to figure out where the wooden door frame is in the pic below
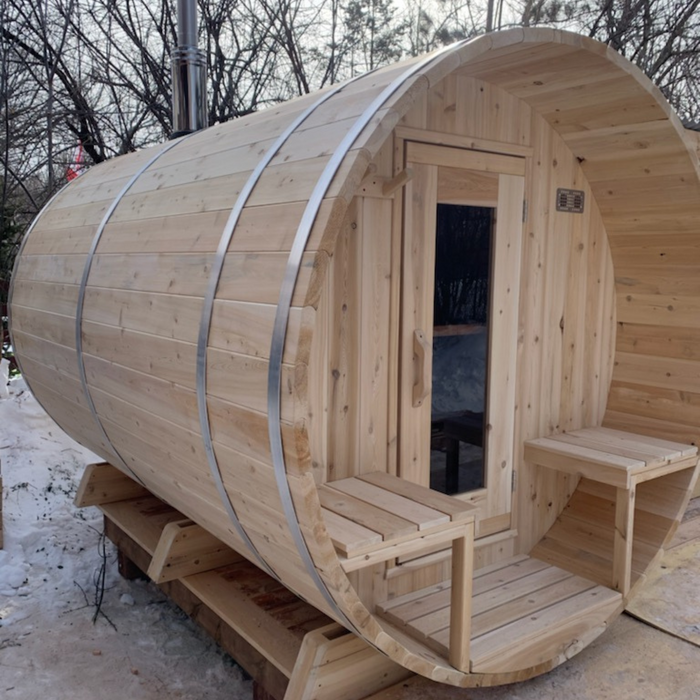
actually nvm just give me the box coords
[397,140,526,538]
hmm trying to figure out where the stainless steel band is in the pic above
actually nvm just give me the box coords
[75,138,191,485]
[268,43,465,626]
[196,78,367,580]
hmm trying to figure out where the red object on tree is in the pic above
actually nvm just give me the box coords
[66,141,85,181]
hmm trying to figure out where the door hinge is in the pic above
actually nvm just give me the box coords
[511,469,517,492]
[522,199,528,223]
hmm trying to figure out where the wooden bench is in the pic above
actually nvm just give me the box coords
[317,471,476,672]
[524,427,698,594]
[442,413,484,494]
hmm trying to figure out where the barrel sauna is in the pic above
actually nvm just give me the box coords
[9,28,700,687]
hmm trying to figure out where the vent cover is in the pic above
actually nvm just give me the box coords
[556,188,585,213]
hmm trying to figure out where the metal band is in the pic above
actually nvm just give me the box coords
[75,137,192,485]
[196,77,368,578]
[7,182,74,412]
[268,42,468,624]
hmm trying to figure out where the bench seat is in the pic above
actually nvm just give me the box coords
[525,427,698,594]
[318,471,476,672]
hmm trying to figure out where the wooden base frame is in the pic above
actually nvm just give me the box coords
[78,463,410,700]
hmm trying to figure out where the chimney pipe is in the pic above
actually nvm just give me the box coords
[171,0,207,138]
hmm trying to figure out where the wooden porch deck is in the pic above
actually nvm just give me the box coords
[377,554,622,674]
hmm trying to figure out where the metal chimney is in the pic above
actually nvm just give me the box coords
[171,0,207,138]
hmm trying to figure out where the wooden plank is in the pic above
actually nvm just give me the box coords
[10,305,75,349]
[218,251,325,307]
[328,477,450,530]
[74,462,149,507]
[449,526,473,673]
[358,470,476,522]
[318,485,417,541]
[340,524,469,572]
[83,287,202,343]
[12,331,79,379]
[439,574,595,651]
[406,141,526,175]
[8,279,78,317]
[469,586,622,673]
[524,438,639,488]
[613,486,634,594]
[326,202,361,481]
[147,519,240,583]
[607,380,700,430]
[390,562,573,642]
[576,427,697,459]
[380,556,548,624]
[398,161,437,486]
[359,196,393,473]
[437,167,498,206]
[82,321,197,388]
[101,495,185,554]
[104,518,293,700]
[632,456,697,484]
[472,564,574,618]
[562,120,685,163]
[484,172,524,523]
[614,350,700,393]
[615,321,700,361]
[550,432,676,467]
[395,125,533,157]
[284,624,410,700]
[321,508,383,555]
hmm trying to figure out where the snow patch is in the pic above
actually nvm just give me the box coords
[0,380,252,698]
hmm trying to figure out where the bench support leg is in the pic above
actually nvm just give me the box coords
[449,522,474,672]
[613,486,635,595]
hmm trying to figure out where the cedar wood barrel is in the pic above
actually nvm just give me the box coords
[9,28,700,686]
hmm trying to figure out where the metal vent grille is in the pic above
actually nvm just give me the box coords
[556,188,585,213]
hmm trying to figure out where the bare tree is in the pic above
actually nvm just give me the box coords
[519,0,700,122]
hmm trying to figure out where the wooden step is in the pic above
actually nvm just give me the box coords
[94,487,410,700]
[377,555,623,674]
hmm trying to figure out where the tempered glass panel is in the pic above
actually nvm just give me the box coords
[430,204,493,495]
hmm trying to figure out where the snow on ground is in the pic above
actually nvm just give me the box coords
[0,378,253,699]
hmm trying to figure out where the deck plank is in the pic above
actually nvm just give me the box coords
[377,555,623,673]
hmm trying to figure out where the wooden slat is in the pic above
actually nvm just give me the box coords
[550,432,674,468]
[147,519,240,583]
[437,574,594,650]
[379,555,548,623]
[357,472,476,522]
[525,438,637,488]
[448,527,473,672]
[74,462,149,507]
[317,485,417,541]
[406,141,526,175]
[328,477,450,530]
[577,427,696,458]
[469,585,622,673]
[339,524,470,572]
[395,125,533,157]
[613,487,635,593]
[321,508,383,554]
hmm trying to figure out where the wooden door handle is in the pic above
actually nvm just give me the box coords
[412,329,431,407]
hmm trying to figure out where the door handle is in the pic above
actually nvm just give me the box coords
[412,329,431,407]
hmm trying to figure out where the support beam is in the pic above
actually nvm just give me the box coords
[147,519,241,583]
[74,462,149,507]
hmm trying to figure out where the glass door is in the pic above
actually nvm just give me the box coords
[431,203,493,495]
[399,142,525,537]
